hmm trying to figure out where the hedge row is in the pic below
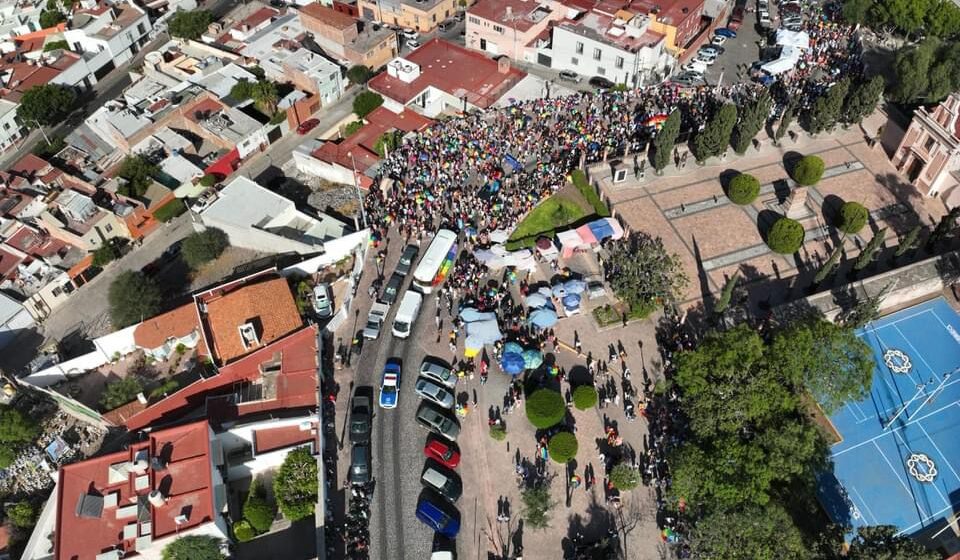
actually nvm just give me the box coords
[570,170,610,217]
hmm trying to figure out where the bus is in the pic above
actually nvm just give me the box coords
[412,229,458,294]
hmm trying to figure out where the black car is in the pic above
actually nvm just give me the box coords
[588,76,615,89]
[349,395,372,443]
[349,444,371,485]
[395,244,420,276]
[382,273,404,305]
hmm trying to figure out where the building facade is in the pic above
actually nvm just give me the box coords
[298,3,398,70]
[358,0,457,33]
[894,93,960,207]
[465,0,570,61]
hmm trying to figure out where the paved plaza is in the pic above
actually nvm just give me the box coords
[593,118,948,311]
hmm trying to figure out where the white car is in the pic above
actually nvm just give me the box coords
[697,53,718,65]
[759,10,771,25]
[682,61,707,74]
[711,35,727,47]
[313,284,332,318]
[420,359,457,389]
[415,378,455,409]
[406,39,421,49]
[402,28,419,40]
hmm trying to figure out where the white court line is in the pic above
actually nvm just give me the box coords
[893,430,949,509]
[897,500,960,536]
[918,423,960,484]
[833,388,960,457]
[850,485,879,526]
[893,324,939,387]
[929,311,960,348]
[873,439,927,519]
[865,307,939,331]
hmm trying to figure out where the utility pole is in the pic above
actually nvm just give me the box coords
[348,152,368,229]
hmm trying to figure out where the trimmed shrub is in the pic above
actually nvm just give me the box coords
[344,120,364,136]
[610,463,641,490]
[233,521,256,543]
[838,201,869,234]
[791,155,825,186]
[766,217,805,254]
[571,386,598,410]
[199,174,217,187]
[489,424,506,441]
[243,479,275,533]
[525,389,565,429]
[547,432,578,464]
[727,173,760,205]
[153,198,187,222]
[570,169,610,217]
[182,228,229,269]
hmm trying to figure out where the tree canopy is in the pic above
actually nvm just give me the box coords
[100,376,144,411]
[117,155,158,198]
[353,91,384,118]
[843,75,884,125]
[766,217,805,254]
[547,432,578,463]
[6,501,36,528]
[891,38,960,105]
[162,535,225,560]
[525,389,565,429]
[732,92,771,154]
[837,201,869,234]
[845,525,939,560]
[728,173,760,205]
[805,78,851,134]
[168,10,214,41]
[0,405,39,446]
[792,155,825,186]
[693,103,737,162]
[108,271,162,328]
[17,84,76,127]
[347,65,373,84]
[606,231,688,312]
[273,447,318,521]
[182,228,229,269]
[688,502,810,560]
[652,110,681,172]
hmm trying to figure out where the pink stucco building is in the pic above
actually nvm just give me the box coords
[894,93,960,207]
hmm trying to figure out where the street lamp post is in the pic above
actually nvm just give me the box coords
[32,120,50,145]
[348,152,369,230]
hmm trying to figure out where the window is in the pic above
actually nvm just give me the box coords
[571,57,578,65]
[593,47,601,61]
[597,67,605,75]
[468,16,480,24]
[575,41,583,54]
[432,13,437,22]
[52,287,62,297]
[493,24,504,33]
[105,224,113,232]
[924,136,936,152]
[615,56,624,69]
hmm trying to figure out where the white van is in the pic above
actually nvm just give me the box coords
[392,290,423,338]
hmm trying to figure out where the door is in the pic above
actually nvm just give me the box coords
[479,38,486,51]
[907,157,925,183]
[537,53,552,67]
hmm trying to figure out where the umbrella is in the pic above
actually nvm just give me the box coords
[562,294,582,311]
[563,279,586,294]
[551,284,566,298]
[503,341,524,356]
[528,308,558,328]
[536,237,554,250]
[501,352,525,375]
[525,293,549,309]
[522,349,543,369]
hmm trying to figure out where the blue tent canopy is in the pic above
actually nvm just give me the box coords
[522,349,543,369]
[588,219,615,241]
[562,294,582,310]
[501,352,525,375]
[503,341,524,356]
[528,308,558,328]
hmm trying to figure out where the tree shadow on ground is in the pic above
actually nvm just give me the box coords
[782,150,804,178]
[719,168,740,195]
[562,497,616,560]
[821,194,845,229]
[756,209,783,242]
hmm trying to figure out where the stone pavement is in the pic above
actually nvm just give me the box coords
[592,118,948,311]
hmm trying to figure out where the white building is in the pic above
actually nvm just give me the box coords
[0,98,24,152]
[63,2,152,77]
[197,176,349,254]
[547,11,672,87]
[0,290,34,349]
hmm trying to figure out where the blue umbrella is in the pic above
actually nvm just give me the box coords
[528,308,558,328]
[501,352,525,375]
[562,294,581,311]
[503,342,524,356]
[522,349,543,370]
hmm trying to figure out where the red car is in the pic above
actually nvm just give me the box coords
[297,118,320,135]
[424,438,460,469]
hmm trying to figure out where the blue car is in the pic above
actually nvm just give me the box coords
[379,360,401,409]
[416,496,460,537]
[715,27,737,38]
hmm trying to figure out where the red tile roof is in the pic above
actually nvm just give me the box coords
[123,326,319,431]
[253,421,318,454]
[299,3,356,29]
[0,244,25,279]
[1,64,62,102]
[199,276,302,364]
[10,154,61,184]
[312,107,431,173]
[367,38,526,109]
[4,224,69,258]
[468,0,549,32]
[240,6,279,29]
[133,303,204,352]
[55,420,216,560]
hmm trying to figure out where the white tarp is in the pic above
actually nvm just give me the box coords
[761,56,797,76]
[775,29,810,50]
[473,245,537,271]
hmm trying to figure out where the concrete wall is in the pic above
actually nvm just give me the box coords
[550,26,668,86]
[292,149,355,185]
[199,213,320,255]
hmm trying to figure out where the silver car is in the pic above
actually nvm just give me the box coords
[415,377,455,409]
[313,284,333,318]
[419,359,457,389]
[416,403,460,441]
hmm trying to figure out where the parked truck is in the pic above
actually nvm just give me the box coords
[363,302,390,340]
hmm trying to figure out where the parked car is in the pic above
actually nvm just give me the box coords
[438,19,456,32]
[711,35,727,47]
[421,462,463,502]
[455,11,465,21]
[715,27,737,38]
[379,360,401,409]
[588,76,615,89]
[415,377,455,409]
[681,60,708,74]
[313,283,333,318]
[587,281,607,300]
[699,45,722,56]
[349,394,372,443]
[382,273,404,305]
[416,495,460,538]
[728,6,745,29]
[349,444,371,485]
[420,358,457,389]
[424,437,461,469]
[416,403,460,440]
[671,72,706,87]
[190,188,218,213]
[758,10,771,26]
[402,28,419,40]
[696,52,718,65]
[395,244,420,276]
[406,39,421,49]
[297,118,320,135]
[558,70,582,83]
[363,302,389,340]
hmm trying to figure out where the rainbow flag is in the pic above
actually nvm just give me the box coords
[432,243,458,286]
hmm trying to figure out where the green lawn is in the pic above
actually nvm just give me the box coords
[509,195,586,242]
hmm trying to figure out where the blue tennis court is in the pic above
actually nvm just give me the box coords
[818,297,960,537]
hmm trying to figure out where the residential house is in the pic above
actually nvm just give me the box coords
[547,7,671,86]
[227,6,279,42]
[0,99,22,151]
[196,176,349,254]
[35,187,131,251]
[180,96,269,160]
[629,0,705,56]
[281,48,345,105]
[358,0,457,33]
[0,290,34,348]
[894,92,960,207]
[466,0,573,61]
[294,105,430,185]
[366,38,527,117]
[62,2,152,78]
[140,40,241,84]
[298,3,398,70]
